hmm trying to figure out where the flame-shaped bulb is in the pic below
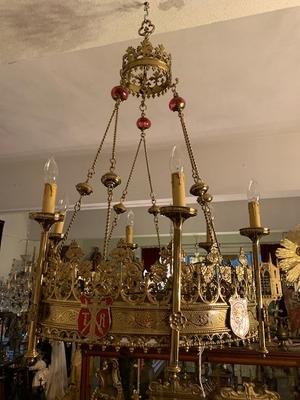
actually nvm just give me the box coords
[169,146,183,174]
[247,179,260,203]
[42,156,58,213]
[44,156,58,184]
[53,194,69,234]
[127,210,135,226]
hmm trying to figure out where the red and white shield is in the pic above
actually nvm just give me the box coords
[229,295,249,339]
[78,295,112,339]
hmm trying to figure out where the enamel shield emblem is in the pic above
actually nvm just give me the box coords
[229,295,249,339]
[78,295,112,339]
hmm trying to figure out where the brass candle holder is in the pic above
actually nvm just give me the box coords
[239,226,270,355]
[159,205,197,388]
[25,211,63,361]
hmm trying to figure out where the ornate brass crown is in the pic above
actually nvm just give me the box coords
[120,7,172,97]
[41,240,257,351]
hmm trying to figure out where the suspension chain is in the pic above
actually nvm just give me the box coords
[172,86,221,256]
[178,109,200,183]
[103,187,113,259]
[60,101,120,252]
[58,197,82,253]
[87,101,120,181]
[107,137,143,244]
[142,133,161,249]
[110,103,119,172]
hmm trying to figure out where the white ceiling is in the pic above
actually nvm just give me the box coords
[1,5,300,160]
[2,0,300,64]
[1,1,300,218]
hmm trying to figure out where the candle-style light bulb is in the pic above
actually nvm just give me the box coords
[44,156,58,184]
[42,156,58,213]
[247,179,261,228]
[170,146,186,206]
[126,210,135,244]
[53,194,69,234]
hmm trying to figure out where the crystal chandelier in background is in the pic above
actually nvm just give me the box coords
[24,2,282,398]
[0,248,33,315]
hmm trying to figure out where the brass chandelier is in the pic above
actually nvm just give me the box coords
[23,2,281,398]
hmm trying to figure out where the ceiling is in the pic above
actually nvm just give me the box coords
[2,0,300,64]
[1,1,300,214]
[1,3,300,159]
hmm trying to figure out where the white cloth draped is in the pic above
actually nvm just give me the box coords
[46,341,68,400]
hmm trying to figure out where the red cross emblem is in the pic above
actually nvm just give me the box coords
[78,295,113,339]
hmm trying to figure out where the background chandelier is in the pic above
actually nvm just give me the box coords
[23,2,280,398]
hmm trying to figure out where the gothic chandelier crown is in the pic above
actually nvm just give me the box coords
[120,2,172,98]
[23,3,283,398]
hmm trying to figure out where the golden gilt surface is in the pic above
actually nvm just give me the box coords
[40,241,258,348]
[213,383,280,399]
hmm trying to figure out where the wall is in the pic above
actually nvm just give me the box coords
[0,212,30,277]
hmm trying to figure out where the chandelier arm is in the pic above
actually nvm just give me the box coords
[58,197,82,253]
[86,101,120,182]
[142,135,161,249]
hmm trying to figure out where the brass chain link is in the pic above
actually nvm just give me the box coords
[177,109,200,183]
[87,101,120,181]
[110,103,120,172]
[59,101,121,253]
[58,197,82,253]
[142,134,161,249]
[175,105,221,256]
[107,137,143,242]
[103,187,113,259]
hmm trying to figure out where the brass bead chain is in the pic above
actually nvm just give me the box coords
[103,187,114,260]
[87,101,120,181]
[177,108,200,183]
[102,103,121,258]
[175,102,221,256]
[142,134,161,249]
[107,137,143,245]
[199,199,221,257]
[58,197,82,253]
[60,101,121,252]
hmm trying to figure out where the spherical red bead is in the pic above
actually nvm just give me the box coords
[136,117,151,130]
[111,86,129,101]
[169,96,186,112]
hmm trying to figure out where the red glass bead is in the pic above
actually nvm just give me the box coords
[169,96,186,111]
[136,117,151,130]
[111,86,129,101]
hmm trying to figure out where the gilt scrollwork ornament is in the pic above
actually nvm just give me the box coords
[214,383,280,399]
[169,311,187,331]
[146,261,172,305]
